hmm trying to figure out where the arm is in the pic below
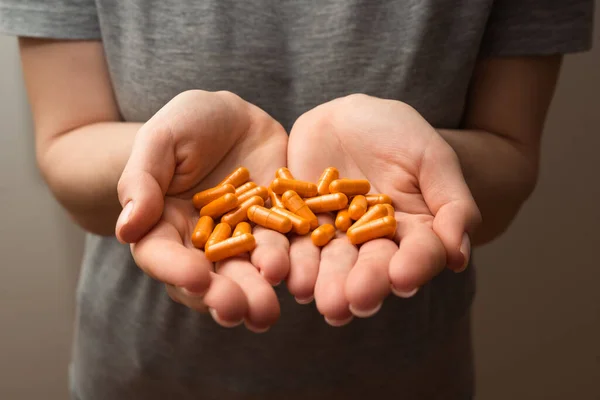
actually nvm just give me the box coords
[19,38,139,235]
[439,55,561,245]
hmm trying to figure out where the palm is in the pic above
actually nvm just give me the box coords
[286,94,479,325]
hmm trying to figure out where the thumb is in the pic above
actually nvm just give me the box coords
[419,137,481,270]
[116,124,176,243]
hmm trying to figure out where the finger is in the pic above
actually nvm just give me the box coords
[314,236,358,326]
[250,226,290,286]
[419,138,481,269]
[345,239,397,318]
[217,257,280,333]
[287,234,320,304]
[388,215,447,296]
[131,220,211,293]
[116,123,175,244]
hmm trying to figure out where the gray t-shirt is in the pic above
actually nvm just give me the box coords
[0,1,593,399]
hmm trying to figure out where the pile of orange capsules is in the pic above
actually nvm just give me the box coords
[192,167,396,262]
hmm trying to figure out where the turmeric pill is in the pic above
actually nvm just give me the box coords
[275,167,295,180]
[221,196,264,227]
[218,167,250,188]
[237,185,268,204]
[281,190,319,230]
[247,205,293,234]
[311,224,336,247]
[234,181,257,197]
[316,167,339,196]
[268,188,284,208]
[271,207,311,235]
[366,194,392,207]
[335,209,352,232]
[232,222,252,237]
[329,179,371,197]
[191,216,214,249]
[383,204,395,217]
[199,193,238,218]
[193,184,235,209]
[346,216,397,245]
[348,195,368,220]
[206,222,232,249]
[205,233,256,262]
[304,193,348,213]
[348,204,388,232]
[271,178,318,198]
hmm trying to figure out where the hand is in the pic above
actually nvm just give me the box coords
[115,90,289,332]
[286,94,481,326]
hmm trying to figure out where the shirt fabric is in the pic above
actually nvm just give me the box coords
[0,1,593,399]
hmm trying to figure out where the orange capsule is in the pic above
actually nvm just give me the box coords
[329,179,371,197]
[316,167,340,196]
[268,188,284,208]
[275,167,295,180]
[234,181,257,197]
[205,233,256,262]
[192,184,235,209]
[205,222,232,249]
[304,193,348,213]
[281,190,319,230]
[237,185,268,204]
[348,195,368,220]
[199,193,238,218]
[271,178,318,198]
[366,194,393,207]
[347,216,396,245]
[311,224,336,247]
[383,204,395,217]
[335,209,352,232]
[232,221,252,237]
[218,167,250,188]
[191,216,214,249]
[221,196,264,227]
[348,204,388,232]
[247,205,293,234]
[271,207,311,235]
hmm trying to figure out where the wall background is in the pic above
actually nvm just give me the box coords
[0,8,598,399]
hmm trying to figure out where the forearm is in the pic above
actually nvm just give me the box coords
[38,122,141,235]
[438,128,538,246]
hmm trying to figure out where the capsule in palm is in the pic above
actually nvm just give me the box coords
[281,190,318,230]
[193,184,235,209]
[304,193,348,213]
[271,178,318,198]
[218,167,250,188]
[199,193,238,218]
[316,167,339,195]
[247,205,293,234]
[234,181,257,197]
[348,204,388,232]
[237,185,268,204]
[329,179,370,197]
[268,188,284,208]
[348,195,368,220]
[205,233,256,262]
[271,207,311,235]
[366,194,392,206]
[311,224,336,247]
[346,216,397,245]
[191,216,214,249]
[232,222,252,237]
[221,196,264,227]
[335,209,352,232]
[275,167,295,180]
[205,222,232,249]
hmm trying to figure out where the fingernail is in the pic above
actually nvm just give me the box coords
[349,302,382,318]
[391,286,419,298]
[324,315,354,327]
[272,280,282,287]
[244,321,270,333]
[456,233,471,273]
[295,295,314,305]
[208,308,243,328]
[117,201,134,227]
[179,287,206,298]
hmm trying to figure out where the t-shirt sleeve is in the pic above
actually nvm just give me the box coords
[480,0,594,56]
[0,0,100,39]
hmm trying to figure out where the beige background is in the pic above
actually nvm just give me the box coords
[0,9,598,399]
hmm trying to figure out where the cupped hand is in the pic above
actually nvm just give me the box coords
[286,94,481,326]
[115,90,289,332]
